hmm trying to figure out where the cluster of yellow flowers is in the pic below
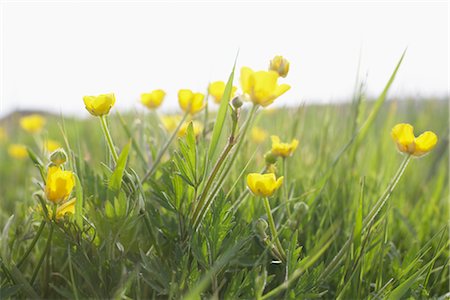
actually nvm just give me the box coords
[81,56,292,136]
[6,114,62,159]
[6,54,439,229]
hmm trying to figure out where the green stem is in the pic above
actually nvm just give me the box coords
[318,155,411,284]
[100,115,119,163]
[141,111,189,183]
[191,136,235,231]
[363,155,411,228]
[30,224,53,285]
[16,221,46,268]
[190,106,256,231]
[263,197,286,262]
[283,158,291,218]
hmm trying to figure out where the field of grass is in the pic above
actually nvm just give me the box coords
[0,65,448,299]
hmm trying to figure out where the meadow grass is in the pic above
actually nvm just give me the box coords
[0,75,448,298]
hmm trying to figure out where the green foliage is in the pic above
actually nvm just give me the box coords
[0,92,448,299]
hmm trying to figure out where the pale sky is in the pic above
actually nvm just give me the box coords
[1,1,449,117]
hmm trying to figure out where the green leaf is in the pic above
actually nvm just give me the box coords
[207,58,237,162]
[8,265,40,299]
[105,200,115,218]
[352,177,364,253]
[74,174,83,229]
[109,140,132,192]
[357,50,406,142]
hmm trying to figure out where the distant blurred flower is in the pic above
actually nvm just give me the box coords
[247,173,283,197]
[141,89,166,109]
[83,93,116,116]
[240,67,290,107]
[178,120,203,138]
[20,114,46,134]
[161,115,182,132]
[45,139,62,153]
[391,123,438,157]
[251,126,268,144]
[208,81,237,104]
[178,89,205,115]
[271,135,299,157]
[8,144,28,159]
[45,166,75,203]
[269,55,290,78]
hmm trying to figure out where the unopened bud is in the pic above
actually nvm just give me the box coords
[264,151,277,165]
[269,55,290,78]
[231,96,243,109]
[255,218,269,239]
[50,148,67,165]
[294,202,309,215]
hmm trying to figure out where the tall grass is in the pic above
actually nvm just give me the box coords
[0,69,448,298]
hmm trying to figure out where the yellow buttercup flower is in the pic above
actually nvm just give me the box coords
[271,135,299,157]
[141,89,166,109]
[55,198,76,220]
[208,81,237,104]
[240,67,290,107]
[83,93,116,116]
[178,89,205,115]
[45,166,75,203]
[178,120,203,138]
[391,123,438,157]
[20,114,46,134]
[8,144,28,159]
[269,55,290,78]
[247,173,284,197]
[45,139,62,153]
[251,127,268,144]
[161,115,182,132]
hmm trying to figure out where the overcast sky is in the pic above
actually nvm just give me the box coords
[1,1,448,117]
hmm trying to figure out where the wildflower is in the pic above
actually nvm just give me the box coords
[45,139,61,153]
[240,67,290,107]
[8,144,28,159]
[231,96,243,109]
[269,55,290,78]
[178,89,205,115]
[20,114,46,134]
[83,93,116,116]
[247,173,283,197]
[208,81,237,104]
[251,127,268,144]
[45,166,75,203]
[391,123,438,157]
[50,148,68,165]
[141,89,166,109]
[161,115,182,132]
[178,120,203,137]
[271,135,299,157]
[55,198,76,220]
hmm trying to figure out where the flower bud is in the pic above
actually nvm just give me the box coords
[255,218,269,240]
[269,56,290,78]
[50,148,67,165]
[264,151,277,165]
[231,96,243,109]
[294,202,309,215]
